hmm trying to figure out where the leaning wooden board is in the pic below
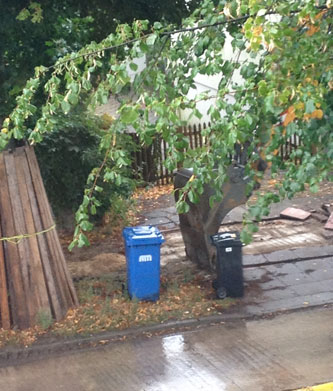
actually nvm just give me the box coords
[0,153,29,328]
[0,218,10,330]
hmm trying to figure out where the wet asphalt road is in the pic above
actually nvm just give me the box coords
[1,307,333,391]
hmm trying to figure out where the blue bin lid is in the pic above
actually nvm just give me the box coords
[123,226,165,246]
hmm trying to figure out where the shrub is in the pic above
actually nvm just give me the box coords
[35,107,135,224]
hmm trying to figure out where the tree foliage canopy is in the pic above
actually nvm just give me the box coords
[1,0,333,247]
[0,0,199,119]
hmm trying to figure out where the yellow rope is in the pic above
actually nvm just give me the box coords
[0,224,56,245]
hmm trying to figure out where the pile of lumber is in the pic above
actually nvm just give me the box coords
[0,146,78,330]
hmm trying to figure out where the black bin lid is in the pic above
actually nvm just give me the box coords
[210,231,242,247]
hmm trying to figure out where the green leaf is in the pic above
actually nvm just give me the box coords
[75,212,86,223]
[68,93,78,105]
[129,62,138,71]
[146,33,157,46]
[240,230,252,245]
[188,190,199,204]
[305,100,315,114]
[90,205,97,215]
[290,181,301,193]
[61,100,71,114]
[13,128,24,140]
[80,220,94,231]
[153,22,163,30]
[82,195,90,208]
[68,239,78,252]
[78,233,90,248]
[309,184,319,193]
[16,8,30,21]
[82,79,92,91]
[258,80,268,97]
[120,106,139,124]
[177,200,190,214]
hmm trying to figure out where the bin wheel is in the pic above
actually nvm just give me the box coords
[216,286,227,299]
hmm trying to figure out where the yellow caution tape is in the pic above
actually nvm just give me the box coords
[0,224,56,245]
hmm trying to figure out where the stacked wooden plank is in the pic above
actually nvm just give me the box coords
[0,146,78,329]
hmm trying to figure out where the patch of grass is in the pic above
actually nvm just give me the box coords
[76,279,96,303]
[35,309,53,330]
[0,269,237,348]
[182,269,195,283]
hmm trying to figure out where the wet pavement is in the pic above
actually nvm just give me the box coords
[140,194,333,232]
[161,228,333,316]
[147,192,333,315]
[243,256,333,315]
[1,307,333,390]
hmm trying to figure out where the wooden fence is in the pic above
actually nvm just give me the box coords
[279,134,302,164]
[131,122,302,186]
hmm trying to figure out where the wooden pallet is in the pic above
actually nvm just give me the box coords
[0,146,78,329]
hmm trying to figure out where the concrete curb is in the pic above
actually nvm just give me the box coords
[1,301,333,368]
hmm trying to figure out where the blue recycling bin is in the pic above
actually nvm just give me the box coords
[123,226,165,301]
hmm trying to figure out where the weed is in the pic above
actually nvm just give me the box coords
[183,269,195,283]
[76,278,98,303]
[129,298,139,321]
[167,279,180,295]
[36,309,53,330]
[82,305,96,317]
[100,297,116,316]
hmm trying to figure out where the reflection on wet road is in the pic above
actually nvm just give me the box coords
[1,307,333,391]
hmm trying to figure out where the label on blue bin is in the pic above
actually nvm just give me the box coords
[139,254,153,262]
[225,247,232,253]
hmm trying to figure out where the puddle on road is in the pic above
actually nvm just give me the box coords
[142,333,228,391]
[162,335,185,356]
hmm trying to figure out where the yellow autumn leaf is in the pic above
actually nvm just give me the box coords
[3,117,10,126]
[312,109,323,119]
[303,109,323,121]
[295,102,305,111]
[298,15,310,26]
[252,26,263,36]
[306,24,320,36]
[315,10,327,20]
[283,106,296,126]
